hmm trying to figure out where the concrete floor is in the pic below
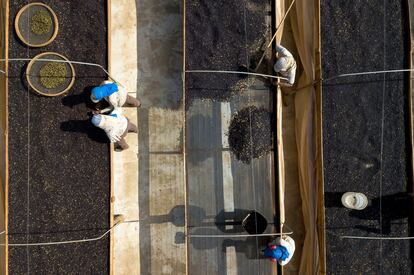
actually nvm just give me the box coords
[112,0,185,274]
[111,0,292,274]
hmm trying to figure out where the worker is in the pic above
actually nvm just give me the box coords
[90,80,141,114]
[91,108,137,151]
[262,235,295,265]
[273,44,297,87]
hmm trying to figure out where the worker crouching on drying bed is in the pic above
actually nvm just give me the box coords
[91,80,141,114]
[273,44,297,87]
[263,236,295,265]
[91,108,138,151]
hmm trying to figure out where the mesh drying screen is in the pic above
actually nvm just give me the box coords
[16,3,58,47]
[26,53,75,96]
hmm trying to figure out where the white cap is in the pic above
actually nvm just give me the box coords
[341,192,368,210]
[274,57,289,72]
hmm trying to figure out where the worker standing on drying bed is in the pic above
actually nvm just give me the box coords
[91,108,138,151]
[273,44,297,87]
[263,235,295,265]
[91,80,141,114]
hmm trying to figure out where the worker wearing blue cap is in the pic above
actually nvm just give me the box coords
[263,236,295,265]
[91,80,141,114]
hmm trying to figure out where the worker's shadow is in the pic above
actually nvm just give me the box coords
[324,191,413,234]
[61,85,109,110]
[324,192,344,208]
[182,227,269,260]
[60,119,108,143]
[349,192,413,235]
[214,209,257,234]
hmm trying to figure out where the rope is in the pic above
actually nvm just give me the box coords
[0,58,124,87]
[266,0,296,49]
[188,232,293,238]
[0,221,128,247]
[341,235,414,240]
[185,69,288,80]
[323,68,412,82]
[254,0,297,71]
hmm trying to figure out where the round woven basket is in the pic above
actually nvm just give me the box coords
[26,52,75,97]
[15,2,59,47]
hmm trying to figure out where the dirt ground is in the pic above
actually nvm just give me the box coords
[8,0,110,273]
[321,0,413,273]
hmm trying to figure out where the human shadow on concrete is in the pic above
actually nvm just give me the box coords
[187,227,270,260]
[144,205,206,227]
[60,119,108,143]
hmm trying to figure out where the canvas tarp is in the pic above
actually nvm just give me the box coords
[276,0,324,274]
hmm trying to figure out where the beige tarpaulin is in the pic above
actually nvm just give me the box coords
[276,0,322,274]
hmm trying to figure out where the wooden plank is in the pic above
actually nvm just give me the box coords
[107,0,114,274]
[183,0,189,274]
[4,0,9,274]
[274,1,284,275]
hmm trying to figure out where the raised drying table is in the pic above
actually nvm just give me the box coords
[321,0,413,273]
[185,1,279,274]
[7,0,111,273]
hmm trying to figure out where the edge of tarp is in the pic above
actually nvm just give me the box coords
[314,0,326,274]
[2,0,9,274]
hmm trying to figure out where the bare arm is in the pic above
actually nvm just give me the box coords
[97,105,115,115]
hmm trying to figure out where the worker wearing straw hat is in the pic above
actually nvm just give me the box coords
[263,235,295,265]
[91,80,141,114]
[273,44,297,87]
[91,108,137,151]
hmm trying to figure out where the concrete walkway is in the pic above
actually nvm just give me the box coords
[111,1,140,273]
[111,0,185,274]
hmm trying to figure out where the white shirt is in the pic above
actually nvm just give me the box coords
[101,80,128,108]
[275,236,295,266]
[275,44,297,85]
[98,108,128,143]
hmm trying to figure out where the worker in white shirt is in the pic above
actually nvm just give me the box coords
[273,44,297,87]
[90,80,141,114]
[262,235,295,265]
[91,108,137,151]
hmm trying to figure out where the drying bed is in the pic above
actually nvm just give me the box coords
[185,0,278,274]
[321,0,413,273]
[8,0,110,273]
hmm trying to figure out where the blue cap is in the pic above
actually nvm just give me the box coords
[91,83,119,101]
[91,115,102,126]
[273,246,289,261]
[264,245,289,261]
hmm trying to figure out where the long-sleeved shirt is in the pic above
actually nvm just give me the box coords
[275,44,297,85]
[100,80,128,108]
[275,236,295,266]
[97,109,128,143]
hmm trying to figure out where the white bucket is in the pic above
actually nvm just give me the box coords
[341,192,368,210]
